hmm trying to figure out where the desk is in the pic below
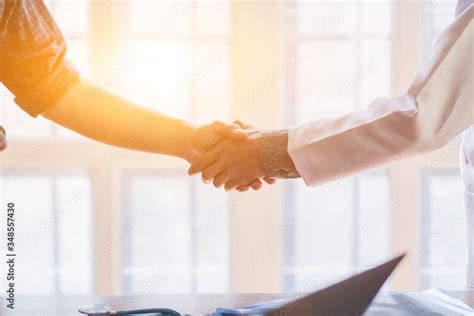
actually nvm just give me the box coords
[1,292,473,315]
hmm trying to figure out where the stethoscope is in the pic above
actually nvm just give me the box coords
[78,305,183,315]
[79,304,269,315]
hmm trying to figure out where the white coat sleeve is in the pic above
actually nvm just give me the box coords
[288,5,473,186]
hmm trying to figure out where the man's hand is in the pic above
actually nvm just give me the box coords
[0,126,7,152]
[191,121,246,154]
[189,121,275,191]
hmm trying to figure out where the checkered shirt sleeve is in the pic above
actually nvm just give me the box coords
[0,0,80,117]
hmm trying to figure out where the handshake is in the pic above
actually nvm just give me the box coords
[186,121,300,192]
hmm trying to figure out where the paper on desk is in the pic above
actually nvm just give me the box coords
[366,289,474,316]
[216,298,290,315]
[216,289,472,315]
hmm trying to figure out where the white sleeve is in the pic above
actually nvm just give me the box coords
[288,6,473,186]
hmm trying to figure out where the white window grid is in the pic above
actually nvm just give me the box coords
[0,169,93,295]
[282,1,393,292]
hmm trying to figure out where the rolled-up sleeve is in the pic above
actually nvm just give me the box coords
[288,5,473,186]
[0,0,79,117]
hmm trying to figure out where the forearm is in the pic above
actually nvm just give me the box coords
[43,78,195,159]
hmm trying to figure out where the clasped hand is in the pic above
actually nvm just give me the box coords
[188,121,275,192]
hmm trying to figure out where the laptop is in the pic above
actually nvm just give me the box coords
[217,254,405,316]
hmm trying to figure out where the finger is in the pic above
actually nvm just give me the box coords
[224,178,248,191]
[236,185,250,192]
[201,174,212,184]
[195,124,222,151]
[0,126,6,151]
[232,120,246,129]
[188,146,221,175]
[213,173,233,188]
[211,121,246,140]
[233,120,258,131]
[201,161,225,182]
[263,177,276,185]
[250,180,263,190]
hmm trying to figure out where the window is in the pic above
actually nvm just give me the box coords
[421,171,467,290]
[0,0,230,295]
[288,1,392,123]
[284,171,391,291]
[0,171,92,295]
[423,0,459,58]
[283,1,392,292]
[418,0,466,290]
[117,0,231,124]
[119,0,231,294]
[121,171,229,294]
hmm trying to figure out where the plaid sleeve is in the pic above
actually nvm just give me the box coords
[0,0,80,117]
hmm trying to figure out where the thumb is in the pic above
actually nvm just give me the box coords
[233,120,261,134]
[211,121,246,140]
[232,120,246,128]
[233,120,255,130]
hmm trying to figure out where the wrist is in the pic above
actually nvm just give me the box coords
[258,129,300,179]
[177,123,199,162]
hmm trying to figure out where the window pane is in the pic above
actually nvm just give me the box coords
[421,172,467,290]
[57,176,93,294]
[122,171,230,294]
[358,39,392,109]
[286,178,354,291]
[296,40,357,122]
[423,0,458,56]
[194,180,229,293]
[432,1,458,34]
[297,2,357,37]
[194,43,231,124]
[286,0,393,293]
[46,0,88,37]
[0,177,55,294]
[196,0,229,35]
[123,173,193,293]
[356,172,391,267]
[131,0,192,35]
[0,172,92,295]
[360,1,392,36]
[119,40,192,120]
[284,170,391,292]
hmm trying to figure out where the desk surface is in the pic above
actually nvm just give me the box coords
[1,292,473,315]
